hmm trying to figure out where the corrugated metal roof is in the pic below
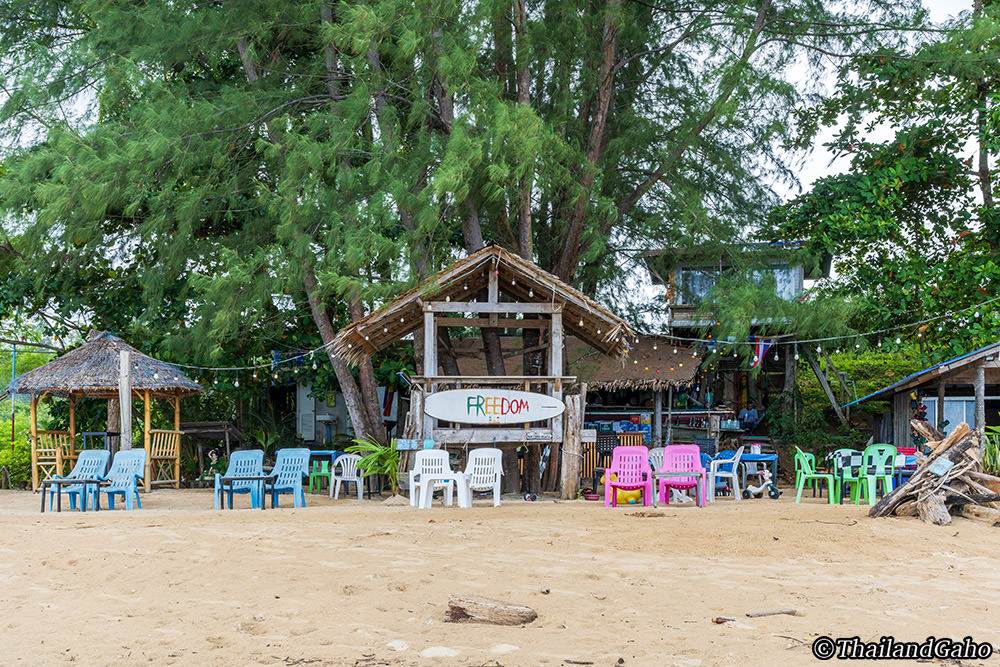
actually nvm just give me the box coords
[843,340,1000,407]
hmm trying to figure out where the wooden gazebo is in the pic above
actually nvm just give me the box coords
[334,245,636,447]
[7,331,203,491]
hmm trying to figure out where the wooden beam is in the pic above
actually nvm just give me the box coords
[937,383,946,431]
[413,375,575,383]
[551,312,564,445]
[423,312,436,442]
[488,263,498,303]
[560,394,582,499]
[804,349,848,427]
[975,359,986,431]
[29,394,38,491]
[173,396,181,489]
[143,390,151,493]
[436,317,549,329]
[653,388,663,446]
[426,302,562,314]
[432,428,554,444]
[68,395,77,462]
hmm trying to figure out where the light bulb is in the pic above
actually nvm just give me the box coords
[312,362,318,370]
[529,288,533,297]
[213,377,217,385]
[855,342,860,349]
[383,326,388,333]
[234,379,239,387]
[597,328,601,334]
[400,316,404,323]
[154,372,159,379]
[445,296,450,302]
[895,337,901,345]
[773,351,778,361]
[653,343,658,350]
[463,283,468,290]
[794,352,799,360]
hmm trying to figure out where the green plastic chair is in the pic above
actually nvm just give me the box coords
[829,448,863,502]
[309,459,331,493]
[853,444,896,505]
[794,447,836,504]
[795,451,818,495]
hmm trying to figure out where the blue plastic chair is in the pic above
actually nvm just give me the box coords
[214,449,265,509]
[49,450,111,511]
[269,448,311,508]
[96,449,147,510]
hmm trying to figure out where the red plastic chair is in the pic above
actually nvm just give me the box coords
[658,445,706,507]
[604,446,653,507]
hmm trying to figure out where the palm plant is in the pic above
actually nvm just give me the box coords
[345,435,401,497]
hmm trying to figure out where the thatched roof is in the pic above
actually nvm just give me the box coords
[6,331,203,398]
[334,246,636,365]
[443,335,701,391]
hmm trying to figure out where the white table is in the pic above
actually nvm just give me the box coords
[418,471,471,509]
[652,471,706,508]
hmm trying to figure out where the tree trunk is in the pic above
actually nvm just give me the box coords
[107,398,120,436]
[350,298,389,445]
[552,0,620,281]
[514,0,533,259]
[303,266,380,442]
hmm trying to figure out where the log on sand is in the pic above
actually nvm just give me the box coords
[444,595,538,625]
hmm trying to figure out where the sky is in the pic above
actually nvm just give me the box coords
[788,0,975,195]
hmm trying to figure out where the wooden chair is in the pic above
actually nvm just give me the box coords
[617,432,645,448]
[33,430,74,490]
[145,429,183,492]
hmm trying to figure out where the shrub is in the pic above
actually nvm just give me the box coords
[0,440,32,488]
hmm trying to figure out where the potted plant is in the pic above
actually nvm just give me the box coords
[346,435,401,498]
[982,426,1000,492]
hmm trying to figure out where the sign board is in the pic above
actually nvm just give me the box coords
[581,428,597,443]
[524,431,552,442]
[424,389,565,425]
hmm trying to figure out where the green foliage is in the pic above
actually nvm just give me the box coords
[345,434,400,497]
[983,423,1000,475]
[771,5,1000,362]
[0,439,31,488]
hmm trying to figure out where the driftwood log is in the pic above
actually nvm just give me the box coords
[444,595,538,625]
[871,421,1000,526]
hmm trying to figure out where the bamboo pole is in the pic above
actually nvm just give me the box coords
[173,395,181,489]
[68,394,77,464]
[29,394,38,491]
[143,390,151,493]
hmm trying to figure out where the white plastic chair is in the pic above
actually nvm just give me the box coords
[409,449,454,507]
[647,447,665,475]
[708,446,744,502]
[330,453,365,500]
[460,448,503,507]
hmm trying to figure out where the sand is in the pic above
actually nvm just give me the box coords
[1,487,998,666]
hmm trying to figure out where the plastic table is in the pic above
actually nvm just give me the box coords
[41,478,103,512]
[417,472,471,509]
[217,474,276,509]
[651,470,706,508]
[739,453,779,488]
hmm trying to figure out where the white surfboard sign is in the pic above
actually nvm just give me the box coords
[424,389,565,425]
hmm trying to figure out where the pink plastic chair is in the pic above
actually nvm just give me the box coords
[658,445,706,507]
[604,446,653,507]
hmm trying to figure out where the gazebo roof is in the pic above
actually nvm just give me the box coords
[7,331,203,398]
[334,246,637,365]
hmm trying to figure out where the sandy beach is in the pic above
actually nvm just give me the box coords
[1,487,997,666]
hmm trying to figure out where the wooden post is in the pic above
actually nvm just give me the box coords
[422,310,437,442]
[173,395,181,489]
[561,394,582,499]
[143,390,151,493]
[975,359,986,432]
[29,394,38,491]
[68,394,77,462]
[937,383,946,431]
[653,388,663,446]
[666,386,673,445]
[550,312,563,444]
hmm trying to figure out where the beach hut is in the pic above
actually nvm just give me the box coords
[7,331,203,491]
[844,341,1000,448]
